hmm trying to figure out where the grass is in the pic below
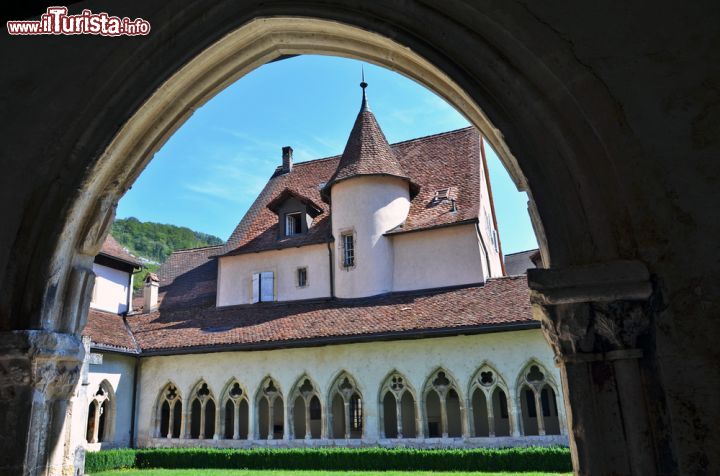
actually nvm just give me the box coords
[90,470,571,476]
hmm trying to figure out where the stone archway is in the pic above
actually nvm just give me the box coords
[2,2,718,475]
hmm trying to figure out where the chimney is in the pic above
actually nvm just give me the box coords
[143,272,159,312]
[282,146,293,173]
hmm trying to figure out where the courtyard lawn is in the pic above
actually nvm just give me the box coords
[90,471,570,476]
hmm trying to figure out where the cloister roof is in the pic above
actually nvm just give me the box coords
[84,308,139,352]
[84,276,536,354]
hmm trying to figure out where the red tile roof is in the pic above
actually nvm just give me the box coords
[99,235,143,267]
[84,309,138,352]
[122,276,534,353]
[157,127,483,308]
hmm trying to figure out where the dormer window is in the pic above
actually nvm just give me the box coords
[434,188,450,201]
[285,212,303,236]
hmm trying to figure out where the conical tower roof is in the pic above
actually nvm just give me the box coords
[321,80,419,202]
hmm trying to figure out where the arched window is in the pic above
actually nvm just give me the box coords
[289,375,323,439]
[221,379,249,439]
[423,369,464,438]
[86,380,115,444]
[379,371,418,439]
[328,372,363,439]
[256,377,284,440]
[156,382,182,439]
[517,362,561,436]
[469,364,512,437]
[188,381,216,439]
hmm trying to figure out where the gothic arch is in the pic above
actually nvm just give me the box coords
[219,378,250,440]
[468,362,513,437]
[422,367,465,438]
[254,376,284,440]
[378,370,419,439]
[327,371,363,439]
[154,381,183,439]
[186,379,217,439]
[288,374,324,439]
[85,379,116,444]
[516,360,563,436]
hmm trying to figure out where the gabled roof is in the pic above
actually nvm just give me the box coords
[266,188,324,217]
[504,249,541,276]
[320,88,418,202]
[125,276,534,354]
[98,235,143,268]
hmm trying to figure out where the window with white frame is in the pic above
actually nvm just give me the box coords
[252,271,274,303]
[341,233,355,268]
[285,212,303,236]
[484,212,499,253]
[297,267,308,287]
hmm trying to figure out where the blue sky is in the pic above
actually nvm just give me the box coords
[117,55,537,254]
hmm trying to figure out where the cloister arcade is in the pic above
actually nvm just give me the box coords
[150,362,564,445]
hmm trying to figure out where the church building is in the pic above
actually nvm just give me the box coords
[66,82,568,463]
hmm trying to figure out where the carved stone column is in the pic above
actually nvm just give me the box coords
[528,260,658,476]
[0,330,84,476]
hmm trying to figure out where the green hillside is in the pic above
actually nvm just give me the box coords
[111,217,223,291]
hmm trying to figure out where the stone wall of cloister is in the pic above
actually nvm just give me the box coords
[134,330,567,448]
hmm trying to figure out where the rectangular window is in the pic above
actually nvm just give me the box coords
[252,271,274,303]
[285,212,303,236]
[342,233,354,267]
[297,267,307,287]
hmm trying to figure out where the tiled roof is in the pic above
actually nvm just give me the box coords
[320,94,416,201]
[84,309,138,352]
[223,127,481,257]
[157,245,222,309]
[125,276,534,353]
[504,249,541,276]
[99,235,143,267]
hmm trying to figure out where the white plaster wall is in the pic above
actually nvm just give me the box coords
[217,244,331,306]
[478,145,504,278]
[84,353,137,448]
[91,263,130,314]
[331,176,410,298]
[392,224,486,292]
[136,329,564,446]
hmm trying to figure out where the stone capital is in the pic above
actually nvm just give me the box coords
[528,260,653,361]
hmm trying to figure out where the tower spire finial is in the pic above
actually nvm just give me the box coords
[360,66,369,111]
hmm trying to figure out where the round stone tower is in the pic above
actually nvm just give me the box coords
[321,80,418,298]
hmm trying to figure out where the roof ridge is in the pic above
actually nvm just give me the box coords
[169,244,224,254]
[504,248,540,256]
[286,127,474,170]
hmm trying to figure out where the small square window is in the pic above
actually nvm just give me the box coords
[297,267,308,287]
[285,212,303,236]
[342,233,355,267]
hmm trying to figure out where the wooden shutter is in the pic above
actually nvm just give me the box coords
[251,273,260,303]
[260,271,274,302]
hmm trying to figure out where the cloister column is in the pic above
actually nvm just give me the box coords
[343,400,351,439]
[533,390,545,436]
[233,401,240,439]
[213,403,222,440]
[485,393,495,437]
[510,390,522,437]
[395,397,403,438]
[199,401,206,439]
[267,399,274,440]
[247,400,255,440]
[304,398,311,440]
[0,330,84,475]
[90,402,101,443]
[465,397,474,437]
[528,260,659,476]
[167,402,175,439]
[439,394,448,438]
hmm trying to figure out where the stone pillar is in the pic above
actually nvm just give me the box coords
[528,260,659,476]
[533,390,545,436]
[439,394,448,438]
[510,389,522,437]
[233,401,240,440]
[214,402,222,440]
[485,392,495,437]
[0,330,84,476]
[395,396,403,438]
[267,399,274,440]
[90,402,101,443]
[199,400,206,439]
[343,400,351,439]
[304,398,311,440]
[167,402,175,439]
